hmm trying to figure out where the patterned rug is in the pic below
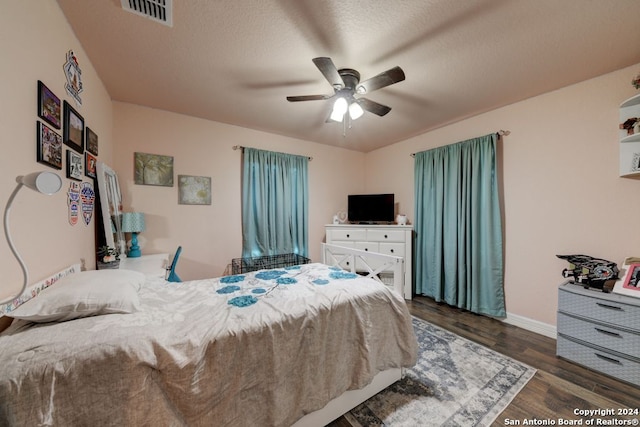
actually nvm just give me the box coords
[345,317,536,426]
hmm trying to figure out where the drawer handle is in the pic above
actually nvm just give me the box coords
[594,327,621,338]
[384,234,388,238]
[390,249,394,253]
[595,302,623,311]
[364,248,368,251]
[594,353,622,365]
[346,234,350,238]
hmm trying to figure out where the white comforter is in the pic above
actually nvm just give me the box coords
[0,263,417,427]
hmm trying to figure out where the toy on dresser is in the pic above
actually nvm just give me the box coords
[556,254,619,292]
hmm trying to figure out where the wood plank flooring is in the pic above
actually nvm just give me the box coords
[328,295,640,426]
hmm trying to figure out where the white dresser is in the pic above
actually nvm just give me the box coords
[325,224,413,299]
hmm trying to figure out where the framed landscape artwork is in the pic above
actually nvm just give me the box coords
[37,121,62,169]
[134,152,174,186]
[178,175,212,205]
[63,100,84,153]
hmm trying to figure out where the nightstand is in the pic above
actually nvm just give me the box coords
[119,253,169,278]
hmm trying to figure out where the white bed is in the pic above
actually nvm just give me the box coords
[0,244,417,426]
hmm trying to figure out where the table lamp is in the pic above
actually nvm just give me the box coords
[121,212,146,258]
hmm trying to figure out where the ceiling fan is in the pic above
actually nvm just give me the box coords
[286,57,405,123]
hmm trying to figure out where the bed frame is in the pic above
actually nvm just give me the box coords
[290,244,406,426]
[1,247,407,426]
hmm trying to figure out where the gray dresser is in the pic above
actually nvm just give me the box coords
[557,282,640,386]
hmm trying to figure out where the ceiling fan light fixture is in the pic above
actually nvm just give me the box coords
[349,102,364,120]
[330,97,348,122]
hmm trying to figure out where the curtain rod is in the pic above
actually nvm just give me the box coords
[232,145,313,161]
[409,130,510,157]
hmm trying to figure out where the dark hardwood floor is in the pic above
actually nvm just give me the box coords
[328,296,640,426]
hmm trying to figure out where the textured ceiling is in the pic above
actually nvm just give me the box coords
[56,0,640,152]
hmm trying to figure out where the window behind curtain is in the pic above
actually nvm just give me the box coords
[241,148,309,258]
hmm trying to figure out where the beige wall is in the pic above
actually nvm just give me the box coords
[365,64,640,327]
[112,102,365,280]
[0,1,113,302]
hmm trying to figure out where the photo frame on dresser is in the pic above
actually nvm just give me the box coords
[613,262,640,298]
[63,100,84,153]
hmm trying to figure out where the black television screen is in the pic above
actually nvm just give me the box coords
[348,194,394,223]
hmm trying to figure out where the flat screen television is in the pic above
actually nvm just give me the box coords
[348,194,394,223]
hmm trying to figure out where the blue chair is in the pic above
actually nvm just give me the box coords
[166,246,182,282]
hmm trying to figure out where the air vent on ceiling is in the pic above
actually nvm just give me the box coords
[121,0,173,27]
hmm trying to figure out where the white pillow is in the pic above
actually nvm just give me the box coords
[9,269,145,323]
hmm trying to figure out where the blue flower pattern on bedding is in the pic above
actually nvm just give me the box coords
[255,270,286,280]
[220,275,245,284]
[329,271,358,280]
[215,264,361,308]
[217,285,241,294]
[228,295,257,307]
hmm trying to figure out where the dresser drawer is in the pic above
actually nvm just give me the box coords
[557,312,640,358]
[557,335,640,387]
[355,242,379,252]
[327,228,367,241]
[366,229,406,242]
[558,287,640,331]
[379,242,405,257]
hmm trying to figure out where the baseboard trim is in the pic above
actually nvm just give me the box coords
[502,312,557,339]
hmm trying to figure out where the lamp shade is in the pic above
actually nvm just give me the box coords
[121,212,146,233]
[18,171,62,195]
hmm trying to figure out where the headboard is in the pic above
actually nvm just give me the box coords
[0,262,82,325]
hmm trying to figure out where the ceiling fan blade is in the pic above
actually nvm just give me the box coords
[312,57,344,90]
[286,94,330,102]
[357,98,392,116]
[356,66,405,94]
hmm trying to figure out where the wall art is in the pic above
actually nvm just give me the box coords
[68,181,80,226]
[178,175,212,205]
[37,121,62,170]
[63,100,84,153]
[85,152,97,179]
[37,80,61,129]
[63,49,83,105]
[134,152,174,186]
[66,150,83,181]
[86,127,98,155]
[80,182,95,226]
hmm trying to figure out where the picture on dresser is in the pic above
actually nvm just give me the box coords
[620,263,640,292]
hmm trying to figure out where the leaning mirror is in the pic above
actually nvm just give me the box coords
[96,161,126,256]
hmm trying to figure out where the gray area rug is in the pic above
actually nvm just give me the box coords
[345,316,536,426]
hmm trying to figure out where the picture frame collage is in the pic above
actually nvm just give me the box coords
[37,80,98,180]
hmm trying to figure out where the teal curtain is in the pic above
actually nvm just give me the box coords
[414,133,505,317]
[242,148,308,258]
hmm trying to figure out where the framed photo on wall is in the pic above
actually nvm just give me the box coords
[66,149,83,181]
[37,121,62,170]
[85,152,97,179]
[63,100,84,153]
[178,175,212,205]
[37,80,61,129]
[86,127,98,155]
[134,152,174,186]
